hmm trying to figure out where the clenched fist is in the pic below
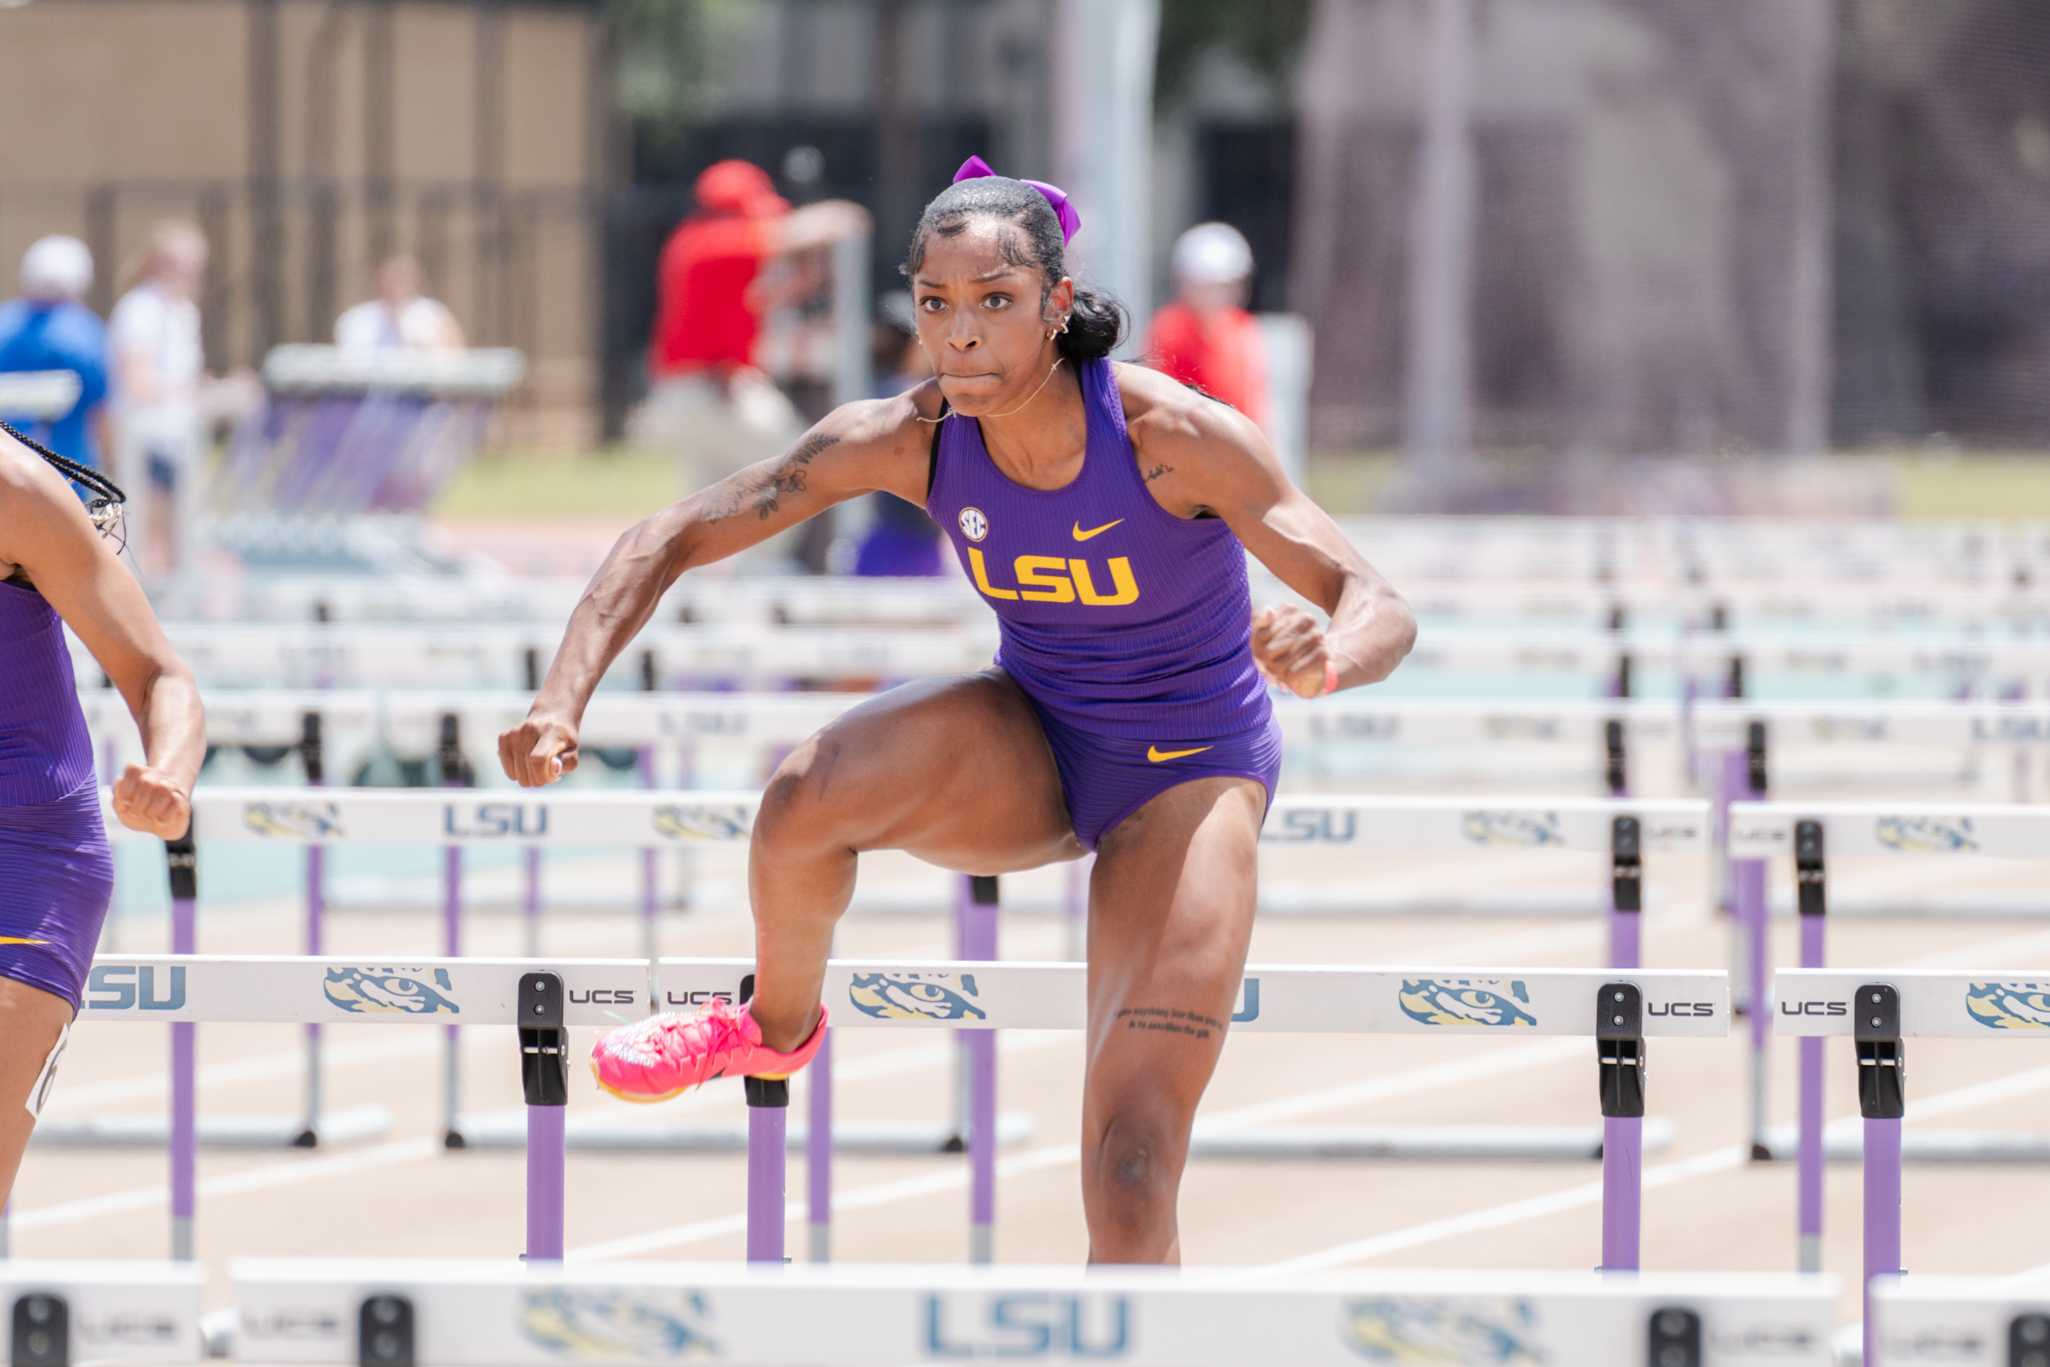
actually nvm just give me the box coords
[1252,605,1339,699]
[499,713,581,789]
[112,764,191,840]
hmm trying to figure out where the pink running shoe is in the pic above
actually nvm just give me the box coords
[590,999,827,1104]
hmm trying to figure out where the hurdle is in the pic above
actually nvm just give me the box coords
[63,952,1725,1272]
[1868,1275,2050,1367]
[227,1262,1836,1366]
[1700,703,2050,1022]
[1730,800,2050,1184]
[0,1260,201,1366]
[1776,969,2050,1365]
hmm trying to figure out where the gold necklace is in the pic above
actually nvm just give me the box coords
[917,357,1064,424]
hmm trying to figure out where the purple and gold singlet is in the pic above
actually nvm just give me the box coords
[0,575,113,1010]
[927,357,1281,848]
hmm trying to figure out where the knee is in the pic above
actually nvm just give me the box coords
[1088,1109,1180,1223]
[754,734,869,856]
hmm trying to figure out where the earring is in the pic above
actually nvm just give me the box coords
[1059,316,1071,335]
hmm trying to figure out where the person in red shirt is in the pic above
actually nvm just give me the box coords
[636,161,869,507]
[1144,222,1271,435]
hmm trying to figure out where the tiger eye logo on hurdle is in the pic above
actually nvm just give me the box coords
[441,802,548,838]
[651,803,753,842]
[1874,816,1978,853]
[518,1288,719,1360]
[1398,978,1539,1029]
[1458,811,1563,848]
[1965,981,2050,1031]
[242,800,344,839]
[322,966,461,1016]
[848,972,987,1022]
[1340,1297,1544,1363]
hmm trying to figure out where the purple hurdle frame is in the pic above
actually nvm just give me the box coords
[169,836,197,1262]
[958,875,1001,1265]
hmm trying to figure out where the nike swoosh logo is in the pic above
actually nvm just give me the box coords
[1146,745,1214,763]
[0,936,49,946]
[1072,518,1124,542]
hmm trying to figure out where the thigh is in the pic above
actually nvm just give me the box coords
[1082,776,1266,1128]
[0,977,74,1204]
[771,668,1083,874]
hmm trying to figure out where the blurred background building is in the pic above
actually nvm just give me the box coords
[1,0,2045,517]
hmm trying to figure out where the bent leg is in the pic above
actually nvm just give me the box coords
[0,978,74,1208]
[746,669,1081,1049]
[1080,776,1265,1264]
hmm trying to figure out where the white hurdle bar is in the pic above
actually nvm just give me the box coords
[63,953,1727,1274]
[85,788,1708,1188]
[0,1260,202,1366]
[1730,802,2050,1204]
[1869,1275,2050,1367]
[223,1262,1838,1366]
[1777,970,2050,1367]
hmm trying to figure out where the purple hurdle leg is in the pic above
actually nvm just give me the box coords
[1723,747,1771,1156]
[171,888,197,1261]
[301,840,325,1145]
[638,745,660,968]
[745,1077,790,1264]
[1797,913,1826,1272]
[526,1104,566,1261]
[807,1031,833,1261]
[1600,1115,1642,1271]
[960,875,1000,1264]
[442,843,463,1146]
[1864,1118,1903,1367]
[522,848,543,955]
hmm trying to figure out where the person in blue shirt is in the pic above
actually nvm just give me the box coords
[0,237,110,471]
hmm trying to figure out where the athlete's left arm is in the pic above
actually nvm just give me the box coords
[0,436,204,838]
[1128,382,1415,698]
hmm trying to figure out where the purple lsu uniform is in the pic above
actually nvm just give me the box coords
[927,356,1281,849]
[0,573,113,1011]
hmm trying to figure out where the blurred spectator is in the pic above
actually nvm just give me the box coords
[109,220,209,576]
[335,255,466,355]
[0,235,109,470]
[1145,222,1272,434]
[632,158,869,493]
[853,290,944,577]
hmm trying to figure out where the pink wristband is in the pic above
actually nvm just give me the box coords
[1321,658,1341,697]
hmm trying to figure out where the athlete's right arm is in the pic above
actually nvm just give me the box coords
[500,391,934,787]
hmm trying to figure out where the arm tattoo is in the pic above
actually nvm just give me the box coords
[705,432,842,524]
[1142,462,1173,484]
[1112,1006,1225,1042]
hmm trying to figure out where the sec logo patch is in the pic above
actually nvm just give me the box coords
[958,506,990,543]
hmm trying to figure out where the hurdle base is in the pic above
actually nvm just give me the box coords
[30,1106,392,1151]
[1188,1119,1673,1162]
[1755,1124,2050,1164]
[446,1109,1035,1154]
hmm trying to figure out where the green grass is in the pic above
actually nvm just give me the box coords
[432,444,2050,523]
[434,446,678,522]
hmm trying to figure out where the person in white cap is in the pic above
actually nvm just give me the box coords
[0,236,110,470]
[1145,221,1271,434]
[108,220,209,576]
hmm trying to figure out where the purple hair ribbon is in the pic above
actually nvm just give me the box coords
[953,154,1081,245]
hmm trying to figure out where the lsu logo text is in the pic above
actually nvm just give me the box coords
[84,965,187,1012]
[1459,811,1563,847]
[1966,981,2050,1031]
[925,1293,1131,1359]
[1342,1297,1545,1363]
[1875,816,1978,853]
[849,972,987,1022]
[1265,807,1358,845]
[966,547,1139,607]
[1399,978,1538,1029]
[443,802,548,839]
[519,1288,719,1360]
[323,966,461,1016]
[652,803,753,843]
[243,801,344,840]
